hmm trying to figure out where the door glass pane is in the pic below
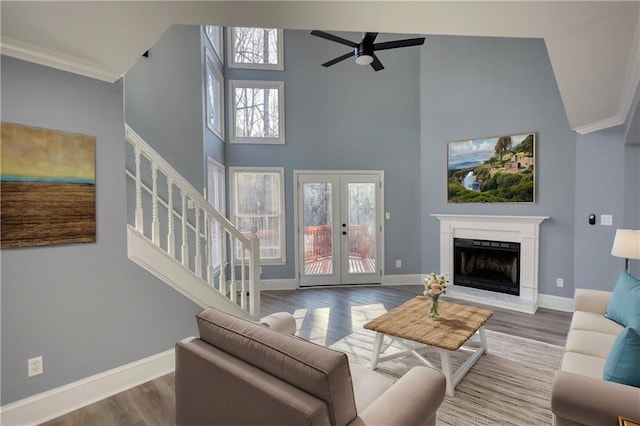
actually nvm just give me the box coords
[347,183,376,274]
[303,182,333,276]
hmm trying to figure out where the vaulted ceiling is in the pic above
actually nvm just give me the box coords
[1,1,638,134]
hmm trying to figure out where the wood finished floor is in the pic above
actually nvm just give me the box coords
[40,285,571,426]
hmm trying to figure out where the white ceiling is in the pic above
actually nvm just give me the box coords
[1,1,639,134]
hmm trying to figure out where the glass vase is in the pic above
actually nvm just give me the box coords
[430,294,440,319]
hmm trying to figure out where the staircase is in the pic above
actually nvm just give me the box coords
[124,125,260,319]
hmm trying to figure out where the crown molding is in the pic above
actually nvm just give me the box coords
[574,17,640,135]
[0,37,119,83]
[573,115,626,135]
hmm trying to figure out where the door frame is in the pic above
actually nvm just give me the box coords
[293,170,385,287]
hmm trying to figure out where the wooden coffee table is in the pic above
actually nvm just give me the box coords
[364,296,493,397]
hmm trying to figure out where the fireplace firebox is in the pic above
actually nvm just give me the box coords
[453,238,520,296]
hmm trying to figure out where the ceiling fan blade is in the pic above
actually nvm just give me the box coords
[370,54,384,71]
[373,37,426,51]
[311,30,358,48]
[362,32,378,45]
[322,51,355,67]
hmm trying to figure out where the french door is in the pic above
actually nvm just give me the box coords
[296,171,382,286]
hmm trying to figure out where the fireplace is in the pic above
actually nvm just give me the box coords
[432,214,548,313]
[453,238,520,296]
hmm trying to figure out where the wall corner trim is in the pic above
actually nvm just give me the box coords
[0,348,175,425]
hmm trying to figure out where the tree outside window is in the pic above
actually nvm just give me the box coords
[230,168,286,264]
[229,27,283,70]
[229,80,284,144]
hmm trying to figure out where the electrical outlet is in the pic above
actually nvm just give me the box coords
[28,356,43,377]
[556,278,564,288]
[395,259,402,268]
[600,214,613,226]
[385,212,391,220]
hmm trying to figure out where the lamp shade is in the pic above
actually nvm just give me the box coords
[611,229,640,259]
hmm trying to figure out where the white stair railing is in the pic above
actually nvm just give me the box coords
[124,125,260,317]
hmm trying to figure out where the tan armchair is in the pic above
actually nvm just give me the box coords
[175,307,446,426]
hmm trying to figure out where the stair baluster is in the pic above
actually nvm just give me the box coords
[124,124,261,318]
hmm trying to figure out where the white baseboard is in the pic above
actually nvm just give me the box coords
[538,293,574,312]
[0,348,175,426]
[262,275,423,289]
[382,274,422,286]
[261,278,298,291]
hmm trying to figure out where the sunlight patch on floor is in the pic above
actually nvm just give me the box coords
[350,303,388,327]
[293,307,331,346]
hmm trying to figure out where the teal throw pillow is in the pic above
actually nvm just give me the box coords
[605,272,640,329]
[603,327,640,387]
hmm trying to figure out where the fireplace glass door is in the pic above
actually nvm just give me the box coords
[453,238,521,295]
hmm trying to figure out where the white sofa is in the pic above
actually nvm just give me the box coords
[551,289,640,426]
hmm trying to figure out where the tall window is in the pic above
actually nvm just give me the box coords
[228,27,283,70]
[230,167,285,264]
[204,26,223,63]
[229,80,284,144]
[207,158,225,270]
[205,50,224,138]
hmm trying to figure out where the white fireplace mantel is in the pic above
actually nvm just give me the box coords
[431,214,549,313]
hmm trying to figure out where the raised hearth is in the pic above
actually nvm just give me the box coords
[432,214,548,313]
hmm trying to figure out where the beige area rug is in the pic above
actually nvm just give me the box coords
[329,304,563,426]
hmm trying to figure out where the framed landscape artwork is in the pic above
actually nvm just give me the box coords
[447,132,535,203]
[0,122,96,248]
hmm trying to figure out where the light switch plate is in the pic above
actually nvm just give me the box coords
[600,214,613,226]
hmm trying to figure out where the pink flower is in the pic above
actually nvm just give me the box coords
[430,283,441,292]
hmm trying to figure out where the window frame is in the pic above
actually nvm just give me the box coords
[228,79,285,145]
[205,49,225,139]
[227,27,284,70]
[204,25,223,63]
[229,166,286,265]
[206,157,226,271]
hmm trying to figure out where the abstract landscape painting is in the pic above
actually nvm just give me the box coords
[447,132,535,203]
[1,122,96,248]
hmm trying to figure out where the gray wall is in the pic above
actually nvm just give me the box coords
[623,86,639,277]
[573,125,628,289]
[573,86,640,288]
[623,142,640,278]
[125,25,206,192]
[419,36,578,297]
[1,57,201,405]
[225,30,423,279]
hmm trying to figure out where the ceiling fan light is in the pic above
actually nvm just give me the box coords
[355,54,373,65]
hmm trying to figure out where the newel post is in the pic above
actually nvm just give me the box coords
[249,226,261,318]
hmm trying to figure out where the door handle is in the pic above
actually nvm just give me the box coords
[342,231,348,235]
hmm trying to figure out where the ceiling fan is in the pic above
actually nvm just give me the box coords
[310,30,425,71]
